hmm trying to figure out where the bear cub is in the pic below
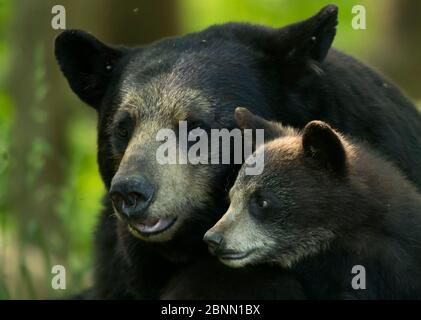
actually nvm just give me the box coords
[204,107,421,299]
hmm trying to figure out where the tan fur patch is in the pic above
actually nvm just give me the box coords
[274,228,335,268]
[110,79,217,242]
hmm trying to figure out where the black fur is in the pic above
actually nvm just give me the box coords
[302,121,348,176]
[162,256,306,299]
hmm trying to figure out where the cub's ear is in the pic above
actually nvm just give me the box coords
[302,120,347,176]
[55,30,125,109]
[234,107,287,143]
[281,4,338,64]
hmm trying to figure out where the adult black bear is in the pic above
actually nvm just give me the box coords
[204,107,421,299]
[55,5,421,298]
[161,256,306,299]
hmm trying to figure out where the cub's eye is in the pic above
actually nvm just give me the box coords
[116,126,128,138]
[250,194,271,219]
[257,198,270,209]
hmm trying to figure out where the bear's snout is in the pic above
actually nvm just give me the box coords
[204,231,225,252]
[109,175,155,221]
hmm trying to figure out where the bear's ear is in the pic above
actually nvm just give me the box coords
[246,4,337,78]
[55,30,125,109]
[302,120,347,176]
[280,4,338,64]
[234,107,287,143]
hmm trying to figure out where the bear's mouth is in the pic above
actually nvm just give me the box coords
[218,249,255,261]
[129,216,178,237]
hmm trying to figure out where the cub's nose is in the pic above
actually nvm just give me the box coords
[109,176,155,220]
[204,231,224,250]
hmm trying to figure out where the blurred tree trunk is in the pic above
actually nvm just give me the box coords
[81,0,179,45]
[9,1,71,252]
[8,0,178,297]
[378,0,421,100]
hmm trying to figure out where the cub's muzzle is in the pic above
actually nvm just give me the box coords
[204,231,225,251]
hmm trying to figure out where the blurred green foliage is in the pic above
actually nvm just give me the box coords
[0,0,13,299]
[0,0,102,299]
[0,0,418,299]
[179,0,380,56]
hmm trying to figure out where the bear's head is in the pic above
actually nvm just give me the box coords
[204,107,358,268]
[55,6,338,243]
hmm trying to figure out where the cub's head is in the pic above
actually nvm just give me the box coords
[54,5,338,243]
[205,108,355,268]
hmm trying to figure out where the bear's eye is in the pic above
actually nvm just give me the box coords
[112,111,134,141]
[185,120,208,143]
[257,198,269,209]
[186,118,208,131]
[250,195,271,219]
[116,126,128,138]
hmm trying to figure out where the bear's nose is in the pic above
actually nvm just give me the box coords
[109,176,155,220]
[204,231,224,249]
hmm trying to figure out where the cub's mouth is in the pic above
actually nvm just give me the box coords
[128,216,178,239]
[217,249,257,268]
